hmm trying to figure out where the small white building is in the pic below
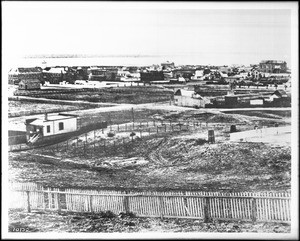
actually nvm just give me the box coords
[174,89,209,108]
[250,98,264,106]
[26,113,78,143]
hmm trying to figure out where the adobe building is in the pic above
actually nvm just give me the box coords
[8,67,42,85]
[18,79,41,90]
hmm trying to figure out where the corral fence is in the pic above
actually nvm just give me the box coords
[9,183,291,223]
[33,120,230,156]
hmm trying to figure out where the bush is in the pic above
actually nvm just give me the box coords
[118,211,136,219]
[98,210,116,218]
[107,132,115,137]
[195,139,207,145]
[130,132,136,137]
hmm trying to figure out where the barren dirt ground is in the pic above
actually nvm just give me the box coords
[8,209,291,233]
[8,109,291,192]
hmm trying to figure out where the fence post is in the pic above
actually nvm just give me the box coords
[123,192,130,213]
[251,198,257,222]
[118,124,119,132]
[208,130,215,144]
[57,193,61,212]
[164,125,167,132]
[90,195,93,212]
[183,192,190,217]
[83,142,86,156]
[157,126,159,133]
[203,197,210,223]
[158,196,164,219]
[26,191,31,213]
[125,124,127,131]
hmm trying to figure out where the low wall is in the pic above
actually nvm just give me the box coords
[230,126,291,142]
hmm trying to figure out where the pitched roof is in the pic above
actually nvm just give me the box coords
[18,67,42,73]
[19,79,41,84]
[174,89,205,99]
[272,90,288,97]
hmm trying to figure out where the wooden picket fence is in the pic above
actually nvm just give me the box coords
[9,183,291,223]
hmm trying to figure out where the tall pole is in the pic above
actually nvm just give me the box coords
[131,107,135,123]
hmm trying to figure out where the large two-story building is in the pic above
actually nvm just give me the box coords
[259,60,288,73]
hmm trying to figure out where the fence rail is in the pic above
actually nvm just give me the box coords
[9,183,291,223]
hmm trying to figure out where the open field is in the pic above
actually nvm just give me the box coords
[7,92,292,233]
[8,141,291,192]
[13,86,174,104]
[8,100,90,114]
[8,209,290,233]
[8,109,291,192]
[9,116,291,192]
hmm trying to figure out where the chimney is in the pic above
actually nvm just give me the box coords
[44,113,48,121]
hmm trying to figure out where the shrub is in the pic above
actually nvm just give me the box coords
[107,132,115,137]
[118,211,136,219]
[195,139,207,145]
[98,210,116,218]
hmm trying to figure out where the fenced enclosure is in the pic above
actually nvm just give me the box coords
[9,183,291,223]
[32,120,227,157]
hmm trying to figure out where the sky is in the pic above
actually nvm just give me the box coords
[2,2,296,67]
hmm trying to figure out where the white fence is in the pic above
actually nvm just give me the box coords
[9,182,291,223]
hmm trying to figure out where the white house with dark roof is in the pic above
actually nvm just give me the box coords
[25,113,78,144]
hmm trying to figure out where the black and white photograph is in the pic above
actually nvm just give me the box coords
[2,1,299,239]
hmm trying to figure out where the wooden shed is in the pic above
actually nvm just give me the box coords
[18,79,41,90]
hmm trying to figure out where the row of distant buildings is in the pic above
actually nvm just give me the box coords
[174,87,291,109]
[8,60,290,90]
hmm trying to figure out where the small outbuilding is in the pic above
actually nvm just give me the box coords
[268,90,288,102]
[250,97,265,106]
[18,79,41,90]
[174,89,209,108]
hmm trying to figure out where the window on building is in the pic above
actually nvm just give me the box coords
[59,122,64,130]
[47,125,51,133]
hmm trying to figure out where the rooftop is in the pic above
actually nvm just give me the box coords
[27,114,77,126]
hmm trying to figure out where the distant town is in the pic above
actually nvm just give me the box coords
[8,59,291,108]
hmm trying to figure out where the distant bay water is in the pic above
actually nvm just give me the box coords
[10,55,179,68]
